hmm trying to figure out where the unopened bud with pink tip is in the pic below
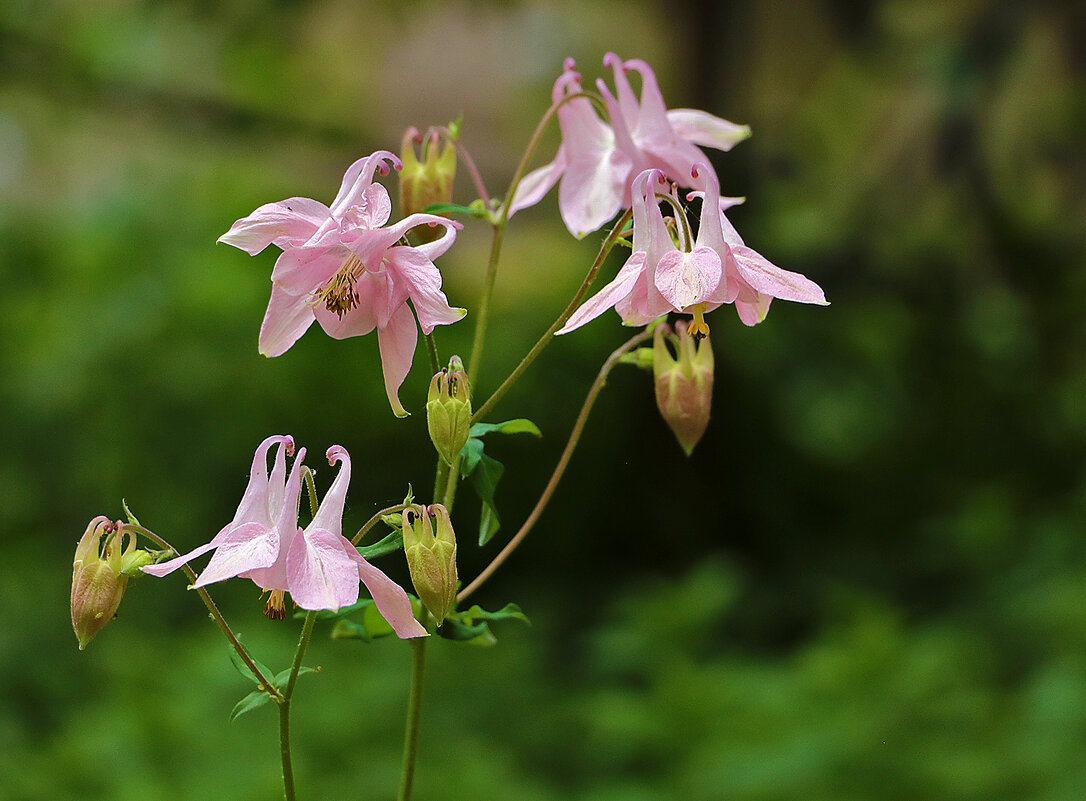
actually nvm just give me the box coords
[653,320,714,456]
[399,125,457,238]
[71,517,153,650]
[402,504,458,624]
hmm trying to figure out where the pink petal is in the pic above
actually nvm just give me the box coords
[193,522,280,587]
[508,147,567,216]
[620,58,673,143]
[258,283,316,357]
[353,553,427,638]
[736,292,773,326]
[377,304,418,418]
[309,446,350,539]
[141,541,216,577]
[269,246,344,296]
[558,149,632,238]
[329,151,400,218]
[231,435,290,526]
[386,247,466,334]
[286,528,360,611]
[730,245,828,305]
[558,252,647,334]
[218,198,331,255]
[654,247,723,311]
[667,109,752,152]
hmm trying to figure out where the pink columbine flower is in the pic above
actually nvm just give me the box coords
[143,437,425,637]
[690,165,828,327]
[219,151,466,417]
[510,54,751,238]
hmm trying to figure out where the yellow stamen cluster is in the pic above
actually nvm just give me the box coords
[313,254,365,317]
[262,589,287,620]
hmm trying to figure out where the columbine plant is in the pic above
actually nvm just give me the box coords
[73,52,828,801]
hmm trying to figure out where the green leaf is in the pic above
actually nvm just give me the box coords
[468,418,542,439]
[121,498,141,527]
[459,437,484,477]
[459,602,531,626]
[438,616,494,643]
[230,688,273,721]
[229,646,274,688]
[357,530,403,560]
[330,618,373,642]
[438,602,529,645]
[271,666,319,689]
[469,453,504,546]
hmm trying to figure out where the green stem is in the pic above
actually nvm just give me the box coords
[424,331,441,375]
[457,326,653,602]
[351,504,409,546]
[396,635,428,801]
[133,525,281,700]
[279,609,319,801]
[471,209,632,423]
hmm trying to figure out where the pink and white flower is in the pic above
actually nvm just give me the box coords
[510,54,750,238]
[219,151,466,417]
[143,436,425,637]
[560,165,827,334]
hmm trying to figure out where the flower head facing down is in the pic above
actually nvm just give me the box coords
[142,437,425,638]
[219,151,466,417]
[72,517,153,650]
[560,164,828,335]
[510,55,751,238]
[558,168,723,334]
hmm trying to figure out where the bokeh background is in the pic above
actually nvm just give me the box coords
[3,0,1085,798]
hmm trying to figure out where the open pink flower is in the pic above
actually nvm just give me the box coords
[510,54,750,238]
[143,437,425,637]
[219,151,465,417]
[690,165,828,326]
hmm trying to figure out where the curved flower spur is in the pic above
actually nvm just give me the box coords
[218,151,466,417]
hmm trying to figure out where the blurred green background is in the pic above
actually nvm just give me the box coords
[3,0,1085,798]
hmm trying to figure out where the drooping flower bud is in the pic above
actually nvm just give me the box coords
[71,517,153,650]
[426,355,472,466]
[401,504,458,624]
[653,320,714,456]
[399,126,457,241]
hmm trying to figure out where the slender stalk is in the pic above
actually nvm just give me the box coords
[133,525,281,700]
[396,635,428,801]
[351,503,409,546]
[436,126,491,208]
[458,327,653,602]
[471,209,632,423]
[279,609,319,801]
[424,332,441,375]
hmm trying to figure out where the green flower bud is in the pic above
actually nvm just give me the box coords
[402,504,458,624]
[399,126,457,242]
[71,517,151,650]
[653,320,714,456]
[426,355,472,466]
